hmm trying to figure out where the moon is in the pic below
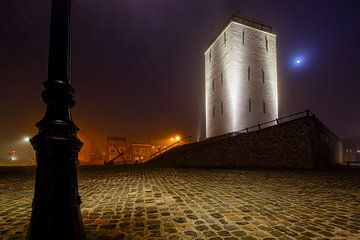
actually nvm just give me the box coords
[293,56,305,67]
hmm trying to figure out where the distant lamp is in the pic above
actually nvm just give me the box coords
[23,136,32,164]
[8,150,17,162]
[175,135,181,141]
[170,137,174,142]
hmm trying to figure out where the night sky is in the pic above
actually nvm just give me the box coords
[1,0,359,161]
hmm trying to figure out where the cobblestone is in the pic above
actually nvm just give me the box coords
[0,166,359,239]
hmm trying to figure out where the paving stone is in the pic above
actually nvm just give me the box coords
[292,226,306,232]
[173,218,186,224]
[210,224,222,231]
[148,224,160,230]
[236,221,249,225]
[319,231,334,237]
[224,224,237,231]
[217,230,231,236]
[209,237,222,240]
[274,225,288,232]
[203,231,216,237]
[187,214,198,220]
[225,237,239,240]
[99,224,116,230]
[148,230,161,237]
[243,216,252,221]
[184,230,197,237]
[242,236,257,240]
[302,231,317,238]
[295,236,312,240]
[195,225,209,231]
[164,228,177,233]
[233,230,247,237]
[219,219,228,225]
[210,213,224,219]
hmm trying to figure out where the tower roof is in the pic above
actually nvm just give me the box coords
[230,14,272,33]
[207,13,273,49]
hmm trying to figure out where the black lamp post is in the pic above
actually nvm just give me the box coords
[26,0,85,239]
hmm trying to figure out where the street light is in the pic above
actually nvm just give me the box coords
[23,136,32,164]
[26,0,85,239]
[8,150,17,162]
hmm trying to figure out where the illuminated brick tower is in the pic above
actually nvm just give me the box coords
[205,14,278,138]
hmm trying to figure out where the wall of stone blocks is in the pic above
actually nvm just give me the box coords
[150,116,343,169]
[205,21,278,138]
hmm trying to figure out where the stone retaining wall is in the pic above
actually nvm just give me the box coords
[149,116,343,169]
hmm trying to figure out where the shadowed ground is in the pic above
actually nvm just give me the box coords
[0,166,359,239]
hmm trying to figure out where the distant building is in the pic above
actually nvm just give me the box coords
[205,14,278,138]
[107,137,131,164]
[106,137,155,164]
[130,143,154,164]
[78,132,102,165]
[343,137,360,162]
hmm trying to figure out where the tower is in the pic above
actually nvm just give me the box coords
[205,14,278,138]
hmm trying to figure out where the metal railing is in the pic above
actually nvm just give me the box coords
[150,136,193,159]
[205,109,315,142]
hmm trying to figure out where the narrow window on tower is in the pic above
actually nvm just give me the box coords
[213,106,215,118]
[221,101,224,115]
[242,30,245,45]
[262,68,265,84]
[248,66,251,81]
[263,100,266,114]
[224,32,227,46]
[209,49,212,63]
[248,98,252,112]
[221,71,223,85]
[265,36,268,52]
[212,78,215,92]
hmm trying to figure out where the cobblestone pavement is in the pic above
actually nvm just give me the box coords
[0,166,360,240]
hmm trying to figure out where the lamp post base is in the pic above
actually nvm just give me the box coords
[26,136,85,240]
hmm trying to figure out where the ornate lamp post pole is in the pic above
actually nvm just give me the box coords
[27,0,85,239]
